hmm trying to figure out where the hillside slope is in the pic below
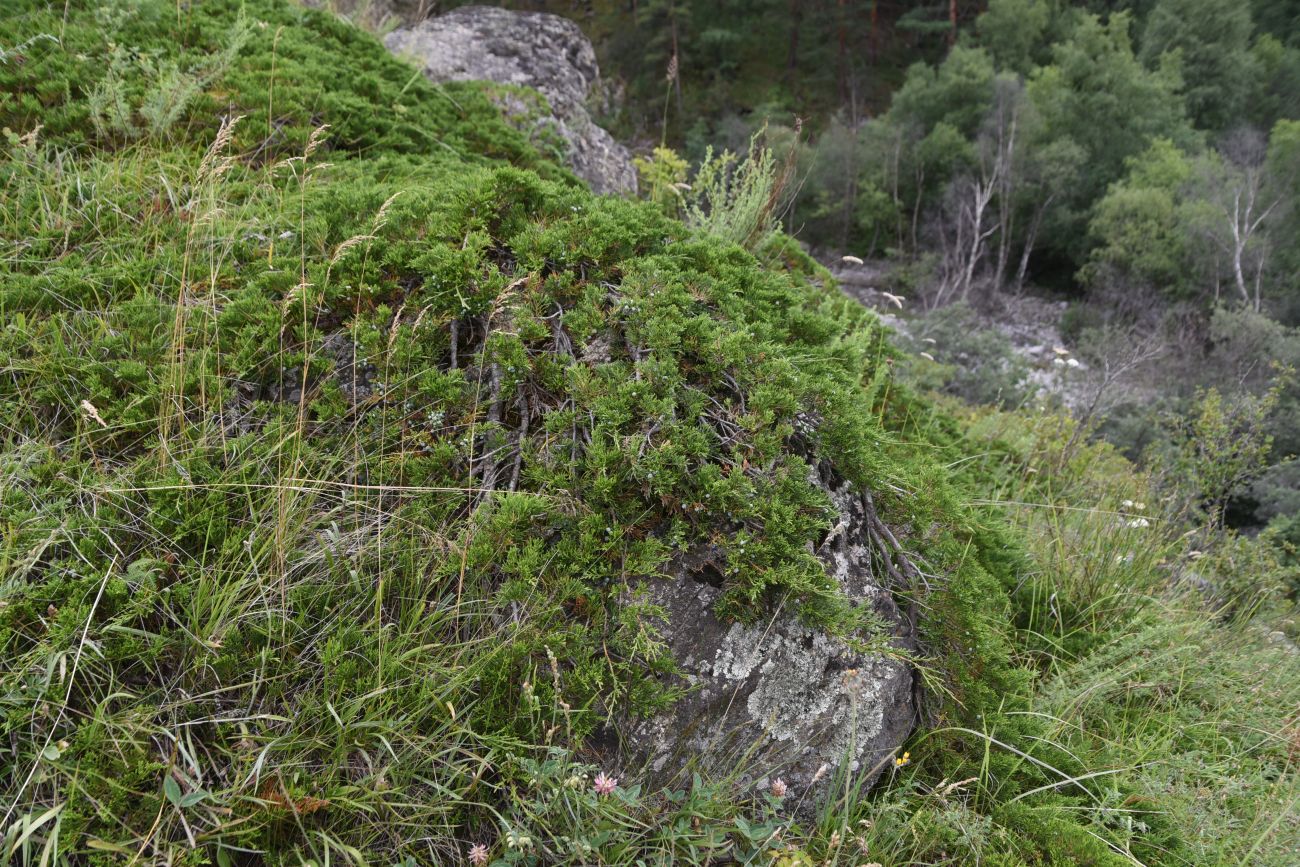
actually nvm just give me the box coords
[2,3,1296,865]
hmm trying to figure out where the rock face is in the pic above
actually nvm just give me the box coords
[384,6,637,195]
[614,459,917,813]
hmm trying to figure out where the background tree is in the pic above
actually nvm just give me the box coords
[1085,139,1195,299]
[1010,136,1085,288]
[888,45,996,140]
[1140,0,1259,132]
[976,0,1053,74]
[1026,11,1190,266]
[1251,0,1300,45]
[1185,127,1296,311]
[1249,34,1300,129]
[1260,119,1300,320]
[934,74,1025,301]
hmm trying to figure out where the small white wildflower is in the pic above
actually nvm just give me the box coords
[841,255,865,266]
[919,351,935,361]
[1066,357,1081,368]
[1053,358,1066,367]
[881,292,905,309]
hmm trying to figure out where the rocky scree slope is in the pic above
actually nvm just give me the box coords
[0,0,1023,859]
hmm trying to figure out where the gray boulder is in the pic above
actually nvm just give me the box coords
[612,459,917,813]
[384,5,637,195]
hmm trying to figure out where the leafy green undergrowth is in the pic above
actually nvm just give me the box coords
[873,405,1300,866]
[1,2,1296,865]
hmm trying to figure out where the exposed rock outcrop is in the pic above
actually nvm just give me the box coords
[384,6,637,195]
[613,458,917,813]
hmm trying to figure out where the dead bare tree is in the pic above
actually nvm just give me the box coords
[988,76,1024,288]
[1058,329,1167,468]
[955,171,999,299]
[933,78,1031,305]
[1004,137,1085,292]
[1192,127,1291,312]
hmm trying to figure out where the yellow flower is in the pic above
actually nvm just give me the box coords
[894,751,911,768]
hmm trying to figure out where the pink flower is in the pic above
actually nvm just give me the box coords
[593,772,618,796]
[769,778,788,799]
[468,843,489,865]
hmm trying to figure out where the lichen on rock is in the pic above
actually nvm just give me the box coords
[613,461,918,813]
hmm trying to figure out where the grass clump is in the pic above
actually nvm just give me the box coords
[883,404,1300,865]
